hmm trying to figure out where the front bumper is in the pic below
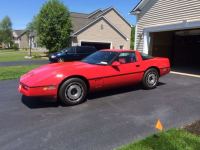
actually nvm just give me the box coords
[49,57,58,63]
[18,83,57,97]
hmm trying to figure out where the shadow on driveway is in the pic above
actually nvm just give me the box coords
[88,82,166,100]
[21,96,59,109]
[21,82,166,109]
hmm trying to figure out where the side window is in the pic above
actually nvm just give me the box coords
[68,47,76,54]
[77,47,96,54]
[117,52,136,64]
[141,53,153,60]
[83,47,92,53]
[76,47,83,54]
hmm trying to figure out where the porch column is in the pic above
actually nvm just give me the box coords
[143,31,150,54]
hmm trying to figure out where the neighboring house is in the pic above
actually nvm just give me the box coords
[70,7,132,50]
[13,7,132,50]
[130,0,200,67]
[13,30,38,49]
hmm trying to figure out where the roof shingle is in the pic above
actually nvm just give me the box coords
[70,7,111,33]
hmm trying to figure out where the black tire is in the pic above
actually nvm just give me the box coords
[142,68,159,89]
[58,58,64,63]
[59,78,88,106]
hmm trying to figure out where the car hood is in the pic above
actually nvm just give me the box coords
[20,61,92,87]
[51,52,65,56]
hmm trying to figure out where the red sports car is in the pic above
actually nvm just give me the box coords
[19,50,170,105]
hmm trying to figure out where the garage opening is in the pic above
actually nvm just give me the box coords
[81,41,111,50]
[150,29,200,74]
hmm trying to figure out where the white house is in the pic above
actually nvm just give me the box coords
[131,0,200,68]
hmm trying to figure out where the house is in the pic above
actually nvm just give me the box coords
[131,0,200,68]
[13,30,38,49]
[70,7,132,50]
[13,7,131,51]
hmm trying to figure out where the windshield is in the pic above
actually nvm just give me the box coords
[82,51,118,65]
[60,48,68,53]
[60,47,74,53]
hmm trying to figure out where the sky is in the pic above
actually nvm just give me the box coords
[0,0,140,29]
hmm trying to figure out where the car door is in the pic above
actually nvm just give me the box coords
[101,52,143,89]
[65,47,77,61]
[75,47,84,60]
[86,47,98,57]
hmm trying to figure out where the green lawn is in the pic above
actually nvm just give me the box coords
[0,65,40,80]
[117,129,200,150]
[0,49,47,62]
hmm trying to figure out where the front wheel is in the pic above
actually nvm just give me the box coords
[58,78,88,106]
[142,68,159,89]
[58,58,64,63]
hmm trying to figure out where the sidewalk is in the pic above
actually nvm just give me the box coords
[0,59,49,67]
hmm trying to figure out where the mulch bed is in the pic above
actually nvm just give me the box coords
[184,120,200,136]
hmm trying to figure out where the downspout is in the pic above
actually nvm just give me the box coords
[134,15,138,50]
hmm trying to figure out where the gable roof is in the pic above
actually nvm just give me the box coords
[70,12,92,33]
[96,7,132,27]
[87,9,103,18]
[130,0,150,15]
[13,30,26,37]
[13,30,37,39]
[70,7,131,37]
[72,16,129,40]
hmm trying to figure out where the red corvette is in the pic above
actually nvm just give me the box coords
[19,49,170,105]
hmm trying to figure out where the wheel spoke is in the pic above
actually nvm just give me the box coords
[147,72,157,86]
[65,83,83,102]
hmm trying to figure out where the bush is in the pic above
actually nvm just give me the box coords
[12,43,19,50]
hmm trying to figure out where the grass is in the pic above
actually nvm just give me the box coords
[117,129,200,150]
[0,65,40,80]
[0,49,47,62]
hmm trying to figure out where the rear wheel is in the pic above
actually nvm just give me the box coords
[142,68,159,89]
[59,78,87,106]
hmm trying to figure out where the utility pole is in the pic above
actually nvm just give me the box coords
[29,31,32,57]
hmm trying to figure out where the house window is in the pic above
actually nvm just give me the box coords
[101,24,104,30]
[120,45,124,49]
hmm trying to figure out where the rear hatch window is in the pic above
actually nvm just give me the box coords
[141,53,153,60]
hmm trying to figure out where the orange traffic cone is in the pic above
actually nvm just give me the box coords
[155,119,164,131]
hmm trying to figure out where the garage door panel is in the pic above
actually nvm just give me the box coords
[151,29,200,67]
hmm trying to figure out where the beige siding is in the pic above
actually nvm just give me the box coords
[136,0,200,52]
[19,34,29,49]
[77,19,129,49]
[104,9,131,41]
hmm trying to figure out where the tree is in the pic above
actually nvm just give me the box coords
[36,0,72,52]
[130,26,135,50]
[0,16,13,48]
[27,16,38,32]
[0,28,2,43]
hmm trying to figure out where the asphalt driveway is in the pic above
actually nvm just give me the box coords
[0,74,199,150]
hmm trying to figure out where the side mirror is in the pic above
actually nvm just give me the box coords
[112,61,120,67]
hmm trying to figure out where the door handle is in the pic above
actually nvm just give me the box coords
[136,65,140,67]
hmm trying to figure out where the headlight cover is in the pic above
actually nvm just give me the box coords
[51,55,56,58]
